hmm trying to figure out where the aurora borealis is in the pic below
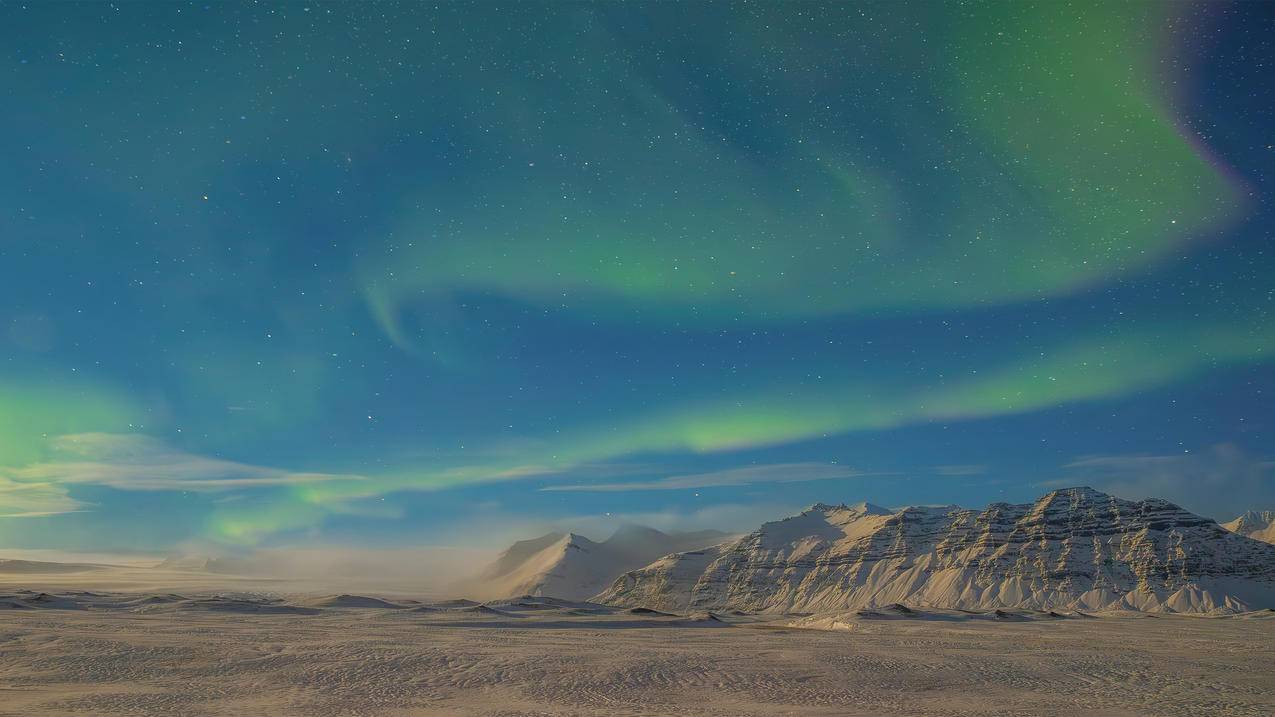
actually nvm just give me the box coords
[1,2,1273,552]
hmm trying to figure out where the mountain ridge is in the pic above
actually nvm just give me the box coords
[595,487,1275,615]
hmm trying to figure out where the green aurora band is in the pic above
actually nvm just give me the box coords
[201,313,1272,544]
[362,2,1242,352]
[0,1,1269,547]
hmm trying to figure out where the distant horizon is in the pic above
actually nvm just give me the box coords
[2,483,1265,571]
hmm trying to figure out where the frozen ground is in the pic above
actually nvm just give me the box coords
[0,590,1272,717]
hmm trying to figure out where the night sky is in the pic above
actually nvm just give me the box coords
[2,2,1273,553]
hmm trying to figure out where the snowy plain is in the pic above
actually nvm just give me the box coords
[0,587,1272,717]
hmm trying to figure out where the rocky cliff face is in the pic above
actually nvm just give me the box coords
[595,488,1275,614]
[1223,510,1275,544]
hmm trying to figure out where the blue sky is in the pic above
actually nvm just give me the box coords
[1,2,1273,553]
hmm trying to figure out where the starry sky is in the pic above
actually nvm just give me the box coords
[1,1,1273,554]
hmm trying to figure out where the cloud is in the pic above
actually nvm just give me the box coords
[0,477,85,518]
[192,314,1275,544]
[1048,443,1275,521]
[540,462,869,492]
[0,433,364,495]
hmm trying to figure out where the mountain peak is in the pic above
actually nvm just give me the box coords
[605,524,669,545]
[562,532,599,549]
[1223,510,1275,544]
[1231,510,1275,525]
[1040,486,1109,500]
[805,501,890,514]
[598,487,1275,615]
[470,524,728,601]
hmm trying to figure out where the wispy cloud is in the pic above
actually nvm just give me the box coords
[0,477,86,518]
[430,501,794,552]
[0,433,366,518]
[1046,443,1275,521]
[540,462,871,492]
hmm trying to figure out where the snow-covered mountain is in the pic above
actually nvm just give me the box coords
[473,526,729,601]
[595,488,1275,615]
[1223,511,1275,544]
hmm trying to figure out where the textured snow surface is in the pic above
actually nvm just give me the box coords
[0,589,1271,716]
[597,488,1275,614]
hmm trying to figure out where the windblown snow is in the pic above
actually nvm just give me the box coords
[3,488,1275,715]
[471,525,728,601]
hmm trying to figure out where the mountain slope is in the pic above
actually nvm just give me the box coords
[1223,511,1275,544]
[595,488,1275,614]
[473,526,729,601]
[471,523,729,599]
